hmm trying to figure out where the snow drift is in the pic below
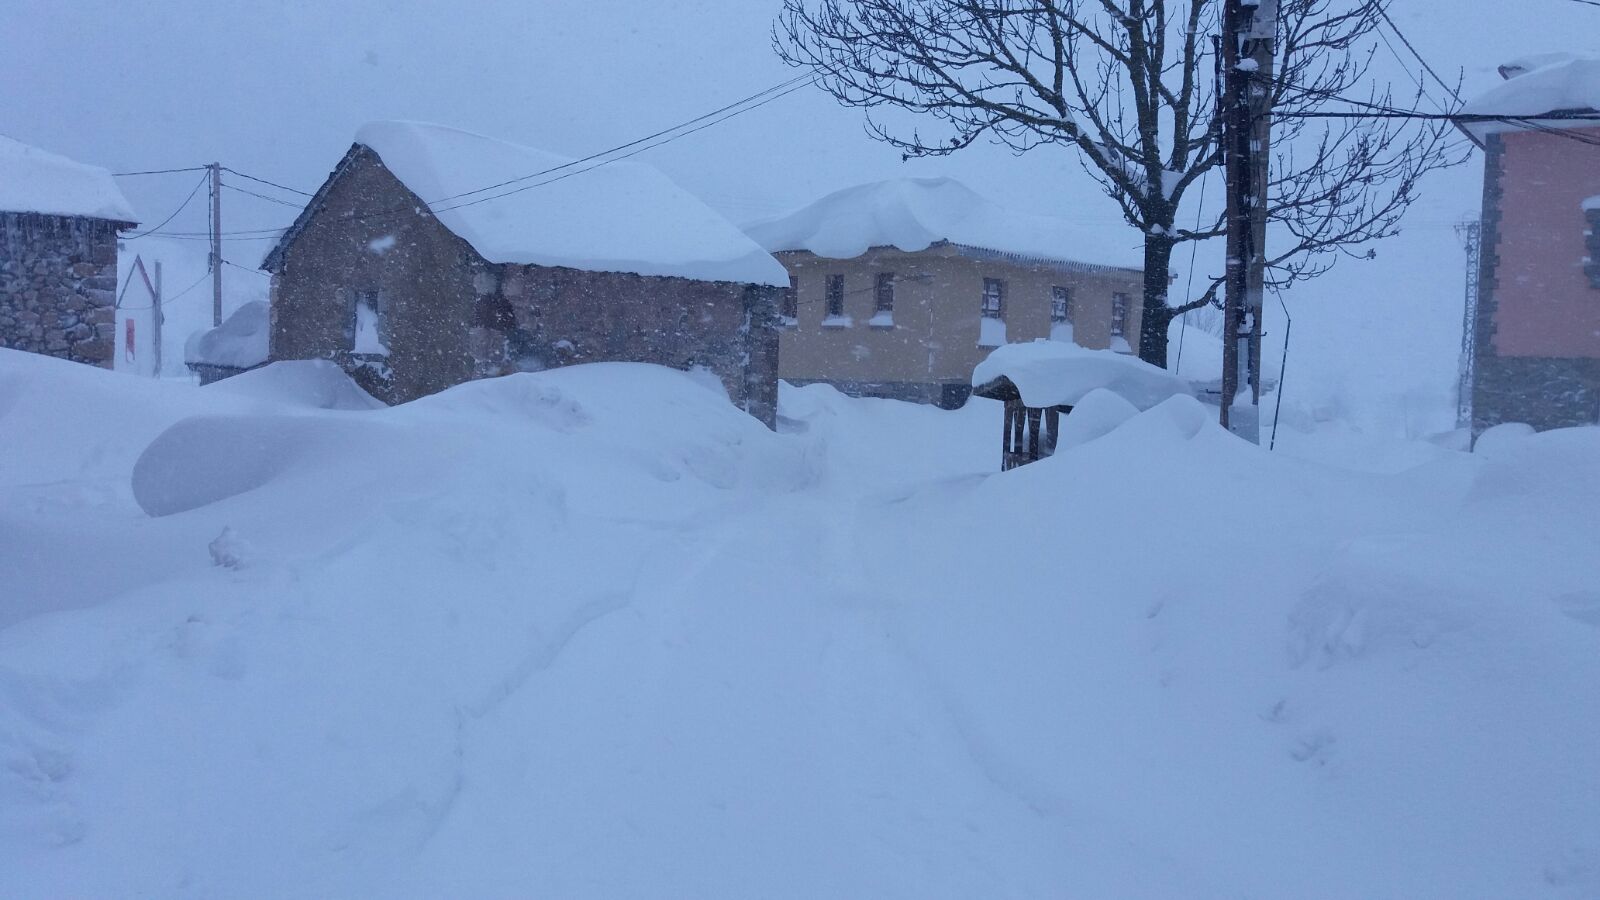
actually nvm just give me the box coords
[2,347,1598,898]
[0,134,136,222]
[352,121,789,286]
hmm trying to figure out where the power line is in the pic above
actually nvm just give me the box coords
[434,79,814,214]
[222,259,270,276]
[118,270,209,312]
[220,166,313,197]
[1374,8,1461,104]
[111,166,209,177]
[223,182,305,208]
[121,170,211,239]
[427,74,813,208]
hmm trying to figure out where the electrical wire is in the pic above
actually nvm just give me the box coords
[1374,7,1461,103]
[120,171,209,239]
[220,167,313,197]
[433,80,814,215]
[426,74,814,209]
[117,270,210,312]
[223,182,305,209]
[222,259,271,276]
[111,166,208,177]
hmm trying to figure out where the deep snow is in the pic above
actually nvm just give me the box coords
[0,135,136,223]
[745,177,1144,269]
[353,121,789,286]
[2,349,1598,898]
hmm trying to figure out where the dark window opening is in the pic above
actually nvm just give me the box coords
[826,274,845,317]
[1111,292,1129,337]
[1051,286,1071,323]
[982,278,1005,319]
[781,275,798,321]
[1586,207,1600,289]
[875,273,895,313]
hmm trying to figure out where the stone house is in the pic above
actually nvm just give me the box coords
[745,178,1145,408]
[261,121,789,424]
[1456,56,1600,435]
[0,137,137,368]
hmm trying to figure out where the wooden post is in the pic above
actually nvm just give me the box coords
[1220,0,1275,443]
[210,162,223,327]
[152,260,163,378]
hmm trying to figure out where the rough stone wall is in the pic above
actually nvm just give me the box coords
[269,148,479,404]
[0,213,119,367]
[270,147,780,425]
[1474,355,1600,432]
[1472,132,1600,435]
[477,265,781,427]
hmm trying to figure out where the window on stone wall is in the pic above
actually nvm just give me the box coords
[1111,292,1129,337]
[781,275,798,323]
[875,273,895,313]
[981,278,1006,319]
[825,274,845,318]
[1586,204,1600,289]
[349,288,389,356]
[1051,286,1071,323]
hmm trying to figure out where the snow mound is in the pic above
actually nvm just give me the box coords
[131,415,386,517]
[208,360,384,410]
[1052,387,1140,452]
[184,300,271,370]
[972,339,1194,409]
[744,177,1142,268]
[1460,56,1600,140]
[0,135,137,222]
[353,121,787,286]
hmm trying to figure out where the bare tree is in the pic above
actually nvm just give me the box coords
[775,0,1465,367]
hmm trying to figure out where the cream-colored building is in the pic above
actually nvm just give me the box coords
[747,178,1144,407]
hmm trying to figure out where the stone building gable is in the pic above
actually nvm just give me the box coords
[0,213,121,368]
[267,146,781,425]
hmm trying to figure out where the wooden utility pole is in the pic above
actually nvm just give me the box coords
[210,162,223,327]
[152,260,164,378]
[1220,0,1277,443]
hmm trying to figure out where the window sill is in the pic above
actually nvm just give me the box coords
[821,316,853,328]
[868,313,895,328]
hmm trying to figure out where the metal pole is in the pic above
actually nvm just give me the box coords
[152,260,163,378]
[210,162,223,327]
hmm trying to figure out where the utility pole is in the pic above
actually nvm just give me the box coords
[210,162,223,327]
[1455,220,1481,430]
[1220,0,1277,443]
[152,260,164,378]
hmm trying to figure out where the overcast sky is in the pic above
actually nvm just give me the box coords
[6,0,1597,428]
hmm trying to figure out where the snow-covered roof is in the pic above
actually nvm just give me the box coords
[0,135,137,223]
[346,121,787,286]
[971,340,1192,410]
[1459,56,1600,140]
[744,177,1143,270]
[186,301,270,370]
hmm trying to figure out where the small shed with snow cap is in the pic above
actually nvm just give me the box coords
[261,121,789,424]
[972,340,1192,470]
[0,136,138,369]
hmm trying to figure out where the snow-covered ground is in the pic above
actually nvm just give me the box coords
[2,350,1598,898]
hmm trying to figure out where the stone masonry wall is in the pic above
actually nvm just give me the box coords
[270,147,780,425]
[477,264,781,427]
[0,213,120,367]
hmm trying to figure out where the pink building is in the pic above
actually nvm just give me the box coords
[1457,56,1600,435]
